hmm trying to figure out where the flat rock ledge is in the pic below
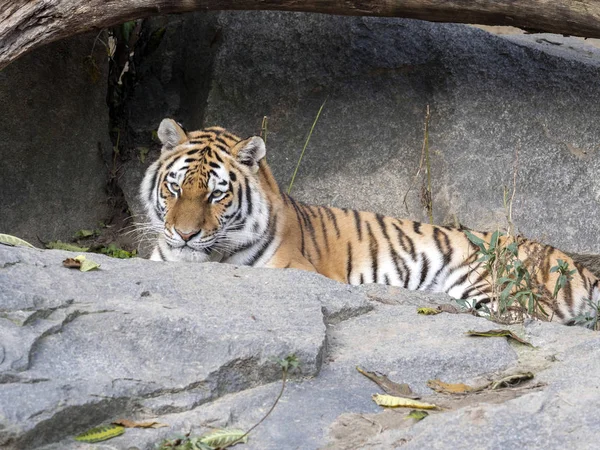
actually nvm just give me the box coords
[1,246,599,449]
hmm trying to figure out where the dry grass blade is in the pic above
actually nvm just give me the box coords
[287,99,327,194]
[357,366,418,398]
[466,329,533,347]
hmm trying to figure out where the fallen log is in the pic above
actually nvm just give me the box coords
[2,0,600,70]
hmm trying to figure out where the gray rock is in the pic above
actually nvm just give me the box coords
[0,245,368,449]
[0,32,112,243]
[121,12,599,256]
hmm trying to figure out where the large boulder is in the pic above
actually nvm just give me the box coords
[2,245,600,449]
[121,13,600,255]
[0,33,112,243]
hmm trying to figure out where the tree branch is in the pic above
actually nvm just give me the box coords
[2,0,600,70]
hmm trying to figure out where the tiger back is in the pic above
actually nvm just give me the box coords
[141,118,600,324]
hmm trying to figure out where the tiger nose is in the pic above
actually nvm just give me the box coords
[175,228,200,241]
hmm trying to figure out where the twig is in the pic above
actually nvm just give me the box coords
[260,116,268,145]
[423,105,433,224]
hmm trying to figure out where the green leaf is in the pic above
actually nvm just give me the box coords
[0,233,36,248]
[74,229,95,239]
[199,429,248,448]
[75,255,100,272]
[406,410,429,421]
[46,241,89,252]
[464,230,486,250]
[74,424,124,443]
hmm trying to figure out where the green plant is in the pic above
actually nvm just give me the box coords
[572,298,600,330]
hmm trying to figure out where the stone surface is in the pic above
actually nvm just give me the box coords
[3,245,600,449]
[122,12,600,256]
[0,32,112,243]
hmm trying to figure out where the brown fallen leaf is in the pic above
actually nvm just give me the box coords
[427,379,483,394]
[490,372,534,390]
[63,257,81,269]
[437,304,461,314]
[466,329,533,347]
[112,419,168,429]
[357,366,418,398]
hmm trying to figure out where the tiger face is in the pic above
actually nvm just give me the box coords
[140,119,268,262]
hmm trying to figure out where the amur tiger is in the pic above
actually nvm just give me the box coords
[140,118,600,325]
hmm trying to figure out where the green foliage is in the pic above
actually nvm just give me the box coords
[74,424,124,443]
[572,297,600,330]
[46,241,90,252]
[98,243,137,259]
[277,354,299,372]
[0,233,35,248]
[463,230,543,322]
[550,259,577,299]
[74,229,97,239]
[137,146,150,163]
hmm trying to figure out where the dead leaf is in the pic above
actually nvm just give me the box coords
[466,329,533,347]
[372,394,438,410]
[490,372,534,390]
[437,304,461,314]
[63,258,81,269]
[356,366,418,398]
[406,410,429,421]
[112,419,168,429]
[417,307,441,315]
[427,379,482,394]
[74,255,100,272]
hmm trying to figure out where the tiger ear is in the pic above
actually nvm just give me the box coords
[232,136,266,173]
[157,118,188,152]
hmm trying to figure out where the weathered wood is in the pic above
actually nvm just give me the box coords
[2,0,600,70]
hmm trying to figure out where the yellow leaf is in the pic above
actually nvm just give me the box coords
[427,379,479,394]
[417,307,441,315]
[372,394,438,410]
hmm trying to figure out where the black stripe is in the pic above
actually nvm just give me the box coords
[346,242,353,283]
[392,223,416,261]
[229,171,237,182]
[288,196,306,256]
[246,212,276,265]
[245,177,253,215]
[353,210,363,241]
[359,273,365,284]
[214,152,224,163]
[186,149,201,155]
[417,254,430,289]
[218,180,228,186]
[316,207,329,251]
[367,222,378,283]
[445,271,469,295]
[301,204,322,260]
[413,222,422,235]
[157,245,166,261]
[384,274,391,285]
[209,161,220,169]
[323,207,341,239]
[209,169,218,177]
[213,143,230,153]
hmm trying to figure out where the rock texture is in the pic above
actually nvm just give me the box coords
[121,13,600,256]
[0,32,112,243]
[2,245,600,449]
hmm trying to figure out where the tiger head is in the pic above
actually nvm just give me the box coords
[140,119,270,261]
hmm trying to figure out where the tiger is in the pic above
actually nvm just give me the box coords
[140,118,600,325]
